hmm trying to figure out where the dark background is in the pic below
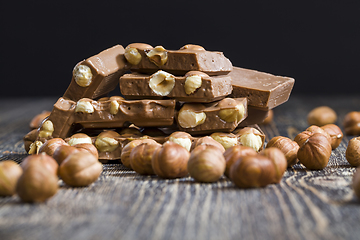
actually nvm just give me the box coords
[1,1,359,97]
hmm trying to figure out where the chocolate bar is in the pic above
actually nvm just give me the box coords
[229,67,295,109]
[124,43,233,76]
[175,98,247,135]
[38,96,176,139]
[63,45,128,101]
[119,70,232,102]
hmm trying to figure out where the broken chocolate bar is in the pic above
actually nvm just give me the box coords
[38,96,176,139]
[124,43,233,76]
[119,70,232,102]
[229,67,295,109]
[175,98,248,135]
[63,45,128,101]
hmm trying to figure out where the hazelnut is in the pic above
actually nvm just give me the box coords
[38,138,68,157]
[0,160,23,196]
[306,125,331,144]
[352,168,360,199]
[210,132,238,150]
[121,139,158,169]
[73,143,99,159]
[75,98,94,113]
[23,129,39,152]
[124,47,142,65]
[152,141,190,179]
[297,133,332,170]
[29,110,51,129]
[307,106,337,126]
[218,98,246,123]
[168,131,192,151]
[184,71,207,95]
[110,99,120,115]
[321,124,343,149]
[73,64,93,87]
[21,153,59,176]
[192,136,226,153]
[28,140,44,155]
[343,111,360,135]
[177,104,206,128]
[130,141,162,175]
[262,109,273,125]
[16,163,59,203]
[223,145,257,177]
[260,147,287,183]
[95,131,120,152]
[235,127,264,152]
[126,43,153,50]
[67,133,93,146]
[38,120,54,138]
[346,137,360,166]
[229,155,276,188]
[179,44,205,51]
[59,151,103,187]
[149,70,175,96]
[294,131,313,147]
[266,136,299,167]
[53,145,80,165]
[187,145,226,183]
[146,45,168,66]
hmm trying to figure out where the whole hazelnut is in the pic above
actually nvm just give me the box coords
[345,137,360,166]
[16,163,58,203]
[168,131,192,151]
[352,168,360,199]
[223,145,257,177]
[307,106,337,126]
[121,139,158,169]
[306,125,331,144]
[297,133,332,170]
[260,147,287,183]
[321,124,343,149]
[210,132,238,150]
[53,145,80,165]
[294,131,313,146]
[152,141,190,179]
[229,155,276,188]
[0,160,23,196]
[21,153,58,175]
[187,145,226,183]
[343,111,360,135]
[73,143,99,159]
[130,141,162,175]
[38,138,68,157]
[59,151,103,187]
[192,136,225,153]
[29,110,51,129]
[266,136,299,167]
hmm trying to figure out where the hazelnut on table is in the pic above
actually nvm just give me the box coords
[266,136,299,167]
[343,111,360,135]
[307,106,337,126]
[0,160,23,197]
[346,137,360,167]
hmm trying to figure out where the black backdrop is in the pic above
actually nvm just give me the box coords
[1,1,359,97]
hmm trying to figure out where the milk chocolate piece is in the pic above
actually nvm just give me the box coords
[63,45,128,101]
[119,70,232,102]
[126,44,232,76]
[229,67,295,109]
[176,98,248,135]
[238,107,270,127]
[41,96,176,139]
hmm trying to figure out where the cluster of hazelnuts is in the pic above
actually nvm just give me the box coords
[0,139,102,202]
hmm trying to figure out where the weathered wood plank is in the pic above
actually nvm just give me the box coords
[1,95,360,240]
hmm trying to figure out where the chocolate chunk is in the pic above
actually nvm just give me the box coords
[119,70,232,102]
[176,98,248,135]
[40,96,176,139]
[229,67,295,109]
[63,45,128,101]
[125,43,233,76]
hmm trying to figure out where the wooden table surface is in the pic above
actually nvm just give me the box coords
[1,95,360,240]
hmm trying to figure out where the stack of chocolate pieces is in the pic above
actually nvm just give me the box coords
[24,43,295,162]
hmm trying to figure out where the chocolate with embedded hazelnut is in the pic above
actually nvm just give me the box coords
[176,98,248,134]
[39,96,176,139]
[63,45,128,101]
[119,70,232,103]
[125,43,233,76]
[229,67,295,109]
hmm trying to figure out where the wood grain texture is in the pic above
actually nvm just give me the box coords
[1,95,360,240]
